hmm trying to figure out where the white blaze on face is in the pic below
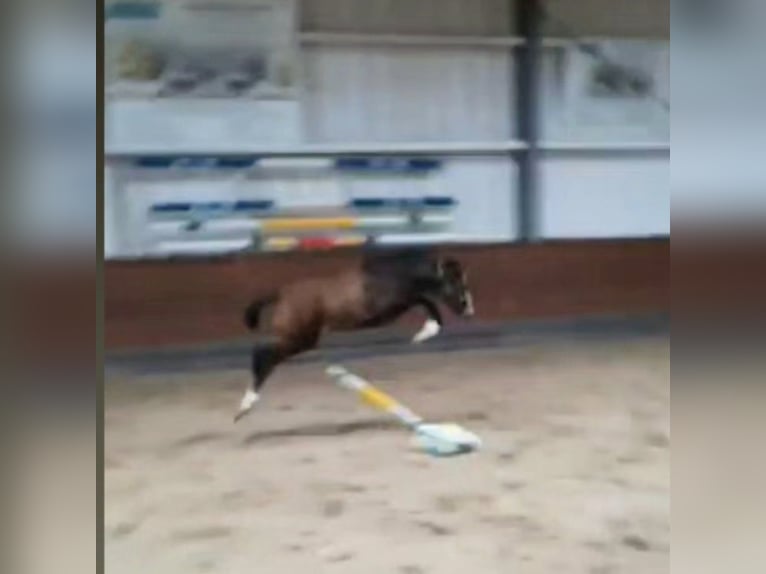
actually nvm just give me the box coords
[413,319,441,343]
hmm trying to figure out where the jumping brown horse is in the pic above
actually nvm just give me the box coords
[234,248,474,421]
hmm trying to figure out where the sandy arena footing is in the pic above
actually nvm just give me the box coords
[106,336,669,574]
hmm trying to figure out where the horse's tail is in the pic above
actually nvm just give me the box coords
[243,293,278,331]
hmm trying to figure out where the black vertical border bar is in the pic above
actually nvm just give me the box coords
[97,0,105,572]
[515,0,543,242]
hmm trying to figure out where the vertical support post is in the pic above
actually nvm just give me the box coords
[515,0,543,242]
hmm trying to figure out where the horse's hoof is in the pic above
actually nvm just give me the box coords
[234,389,260,423]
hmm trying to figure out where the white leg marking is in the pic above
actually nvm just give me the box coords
[412,319,441,344]
[234,389,260,422]
[464,292,475,316]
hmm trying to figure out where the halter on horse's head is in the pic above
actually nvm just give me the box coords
[437,257,474,317]
[361,247,474,317]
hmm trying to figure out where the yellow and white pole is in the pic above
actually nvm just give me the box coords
[325,365,483,456]
[325,365,424,429]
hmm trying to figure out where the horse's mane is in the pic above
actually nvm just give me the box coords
[361,246,437,276]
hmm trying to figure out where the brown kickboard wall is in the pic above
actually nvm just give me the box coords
[105,239,670,351]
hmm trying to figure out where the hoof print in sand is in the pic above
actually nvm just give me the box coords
[415,520,453,536]
[621,534,651,552]
[318,545,354,562]
[321,499,345,518]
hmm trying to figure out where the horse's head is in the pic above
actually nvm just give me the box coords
[437,258,475,317]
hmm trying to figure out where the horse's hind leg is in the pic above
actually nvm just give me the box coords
[234,342,283,422]
[234,333,319,422]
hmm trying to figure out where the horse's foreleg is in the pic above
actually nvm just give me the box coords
[412,297,443,344]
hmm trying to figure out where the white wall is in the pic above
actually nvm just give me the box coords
[541,155,670,238]
[536,36,669,239]
[539,45,669,143]
[105,0,670,256]
[104,166,117,257]
[106,99,302,153]
[303,45,514,143]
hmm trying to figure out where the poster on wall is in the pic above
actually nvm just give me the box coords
[106,0,298,100]
[561,40,669,140]
[105,0,302,151]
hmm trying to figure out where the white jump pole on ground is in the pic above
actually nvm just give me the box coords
[325,365,482,457]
